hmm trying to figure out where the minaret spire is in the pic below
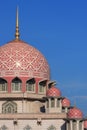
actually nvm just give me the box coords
[15,6,20,40]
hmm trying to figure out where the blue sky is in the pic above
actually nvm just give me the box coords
[0,0,87,115]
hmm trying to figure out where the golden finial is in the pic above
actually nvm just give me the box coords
[15,6,20,40]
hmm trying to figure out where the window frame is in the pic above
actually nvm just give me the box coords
[2,101,17,114]
[11,77,22,92]
[26,78,36,93]
[0,78,7,92]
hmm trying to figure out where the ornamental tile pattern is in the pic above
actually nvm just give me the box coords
[46,87,61,97]
[84,120,87,128]
[0,40,50,79]
[62,98,70,107]
[67,107,83,118]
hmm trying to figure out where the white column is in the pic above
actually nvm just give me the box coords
[48,98,51,108]
[66,121,69,130]
[22,99,23,113]
[22,92,24,113]
[23,100,27,113]
[70,120,73,130]
[82,121,84,130]
[76,120,79,130]
[59,99,62,112]
[46,101,48,108]
[65,107,68,113]
[55,98,57,107]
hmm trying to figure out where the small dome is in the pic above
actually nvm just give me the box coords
[67,107,83,119]
[62,98,70,107]
[0,40,50,79]
[84,120,87,128]
[46,86,61,97]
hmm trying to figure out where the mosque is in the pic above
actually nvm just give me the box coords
[0,8,87,130]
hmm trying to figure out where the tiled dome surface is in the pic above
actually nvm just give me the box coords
[62,98,70,107]
[84,120,87,128]
[46,86,61,97]
[67,107,83,119]
[0,40,50,78]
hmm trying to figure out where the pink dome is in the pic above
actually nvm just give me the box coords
[84,120,87,128]
[0,40,50,79]
[62,98,70,107]
[46,86,61,97]
[67,107,83,119]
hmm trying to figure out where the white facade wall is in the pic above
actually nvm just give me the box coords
[0,119,65,130]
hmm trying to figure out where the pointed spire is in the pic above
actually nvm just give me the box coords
[15,6,20,40]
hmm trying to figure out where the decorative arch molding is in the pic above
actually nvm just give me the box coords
[0,125,8,130]
[23,125,32,130]
[2,101,17,114]
[47,80,56,89]
[48,125,56,130]
[0,78,7,92]
[11,77,22,92]
[26,78,36,92]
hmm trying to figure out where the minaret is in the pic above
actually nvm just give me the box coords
[15,7,20,40]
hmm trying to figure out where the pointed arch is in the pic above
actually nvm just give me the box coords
[0,78,7,92]
[23,125,31,130]
[0,125,8,130]
[2,101,17,114]
[11,77,22,92]
[48,125,56,130]
[26,78,35,92]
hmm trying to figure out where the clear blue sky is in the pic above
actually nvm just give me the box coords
[0,0,87,115]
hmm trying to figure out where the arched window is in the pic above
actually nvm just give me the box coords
[0,78,7,92]
[11,77,22,92]
[0,125,8,130]
[26,78,35,92]
[48,125,56,130]
[39,80,47,93]
[2,101,17,114]
[79,121,82,130]
[72,120,76,130]
[57,99,60,107]
[24,125,31,130]
[51,98,55,107]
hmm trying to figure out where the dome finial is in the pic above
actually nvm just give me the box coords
[15,6,20,40]
[74,100,76,107]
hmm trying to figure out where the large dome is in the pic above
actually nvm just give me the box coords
[0,40,50,79]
